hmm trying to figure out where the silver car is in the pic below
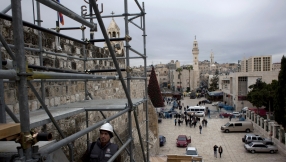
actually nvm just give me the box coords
[244,142,278,154]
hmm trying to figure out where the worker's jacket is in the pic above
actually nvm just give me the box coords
[89,138,119,162]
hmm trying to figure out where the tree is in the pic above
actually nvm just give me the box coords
[208,69,219,91]
[247,78,268,109]
[176,68,183,92]
[274,56,286,128]
[186,65,193,92]
[148,66,164,107]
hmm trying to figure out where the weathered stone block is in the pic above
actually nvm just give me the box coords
[49,98,55,107]
[54,97,60,106]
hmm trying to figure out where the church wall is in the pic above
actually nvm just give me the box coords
[0,19,158,161]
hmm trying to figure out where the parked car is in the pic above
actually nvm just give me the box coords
[244,134,272,144]
[195,111,205,117]
[242,134,259,142]
[185,147,199,157]
[244,142,278,154]
[231,112,242,117]
[202,99,212,104]
[212,101,221,106]
[159,135,166,146]
[221,121,253,133]
[219,112,232,118]
[164,109,178,115]
[176,135,191,147]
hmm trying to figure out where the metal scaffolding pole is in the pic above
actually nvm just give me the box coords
[90,1,133,110]
[84,13,141,19]
[86,56,142,60]
[108,138,132,162]
[0,34,16,60]
[36,0,96,30]
[123,1,134,161]
[27,81,74,161]
[142,2,149,161]
[0,13,87,45]
[11,0,32,160]
[0,40,5,123]
[5,104,20,123]
[1,4,11,14]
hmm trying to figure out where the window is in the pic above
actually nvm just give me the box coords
[112,32,116,37]
[252,137,257,140]
[235,123,242,126]
[229,124,233,127]
[258,137,263,140]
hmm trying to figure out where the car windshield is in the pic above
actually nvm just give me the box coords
[186,150,197,155]
[224,122,230,127]
[178,137,186,141]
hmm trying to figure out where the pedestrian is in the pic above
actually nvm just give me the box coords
[208,109,210,119]
[205,119,208,127]
[82,123,121,162]
[202,119,205,127]
[175,118,177,126]
[178,119,181,126]
[213,145,218,158]
[218,146,223,158]
[229,115,232,121]
[199,125,202,134]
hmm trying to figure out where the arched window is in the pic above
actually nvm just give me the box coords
[108,32,111,38]
[117,32,119,37]
[112,32,116,37]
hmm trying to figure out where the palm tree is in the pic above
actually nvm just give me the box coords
[186,65,193,92]
[176,68,183,92]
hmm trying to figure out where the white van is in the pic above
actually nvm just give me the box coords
[221,121,253,133]
[186,106,206,115]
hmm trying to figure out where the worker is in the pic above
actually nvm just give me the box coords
[86,123,121,162]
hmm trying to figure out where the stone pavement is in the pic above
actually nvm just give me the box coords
[151,97,286,162]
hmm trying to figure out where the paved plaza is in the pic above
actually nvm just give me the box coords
[152,97,286,162]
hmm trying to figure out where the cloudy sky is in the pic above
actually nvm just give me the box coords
[1,0,286,67]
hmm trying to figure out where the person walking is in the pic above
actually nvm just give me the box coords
[229,115,232,121]
[205,119,208,127]
[213,145,218,158]
[218,146,223,158]
[175,118,177,126]
[199,125,202,134]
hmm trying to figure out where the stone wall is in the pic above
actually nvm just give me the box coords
[0,18,158,161]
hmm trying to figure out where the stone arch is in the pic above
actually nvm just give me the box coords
[112,31,116,38]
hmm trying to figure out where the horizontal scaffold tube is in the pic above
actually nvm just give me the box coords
[36,0,96,31]
[0,13,87,45]
[0,69,17,79]
[39,108,129,155]
[33,71,119,80]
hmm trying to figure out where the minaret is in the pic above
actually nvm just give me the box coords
[192,36,200,89]
[192,36,199,71]
[210,50,214,70]
[210,50,214,65]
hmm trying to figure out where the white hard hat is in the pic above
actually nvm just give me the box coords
[100,123,114,138]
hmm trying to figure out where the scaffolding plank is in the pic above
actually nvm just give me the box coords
[5,99,144,128]
[0,123,20,140]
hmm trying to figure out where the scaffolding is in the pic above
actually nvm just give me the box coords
[0,0,148,161]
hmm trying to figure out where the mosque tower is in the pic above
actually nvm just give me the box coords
[192,36,199,71]
[192,36,200,89]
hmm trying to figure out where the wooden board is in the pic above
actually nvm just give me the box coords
[0,123,20,140]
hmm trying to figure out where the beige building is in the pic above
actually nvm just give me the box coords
[219,71,279,111]
[241,56,272,72]
[272,62,281,71]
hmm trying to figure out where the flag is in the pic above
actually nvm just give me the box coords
[57,0,64,25]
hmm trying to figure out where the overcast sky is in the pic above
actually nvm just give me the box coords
[1,0,286,67]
